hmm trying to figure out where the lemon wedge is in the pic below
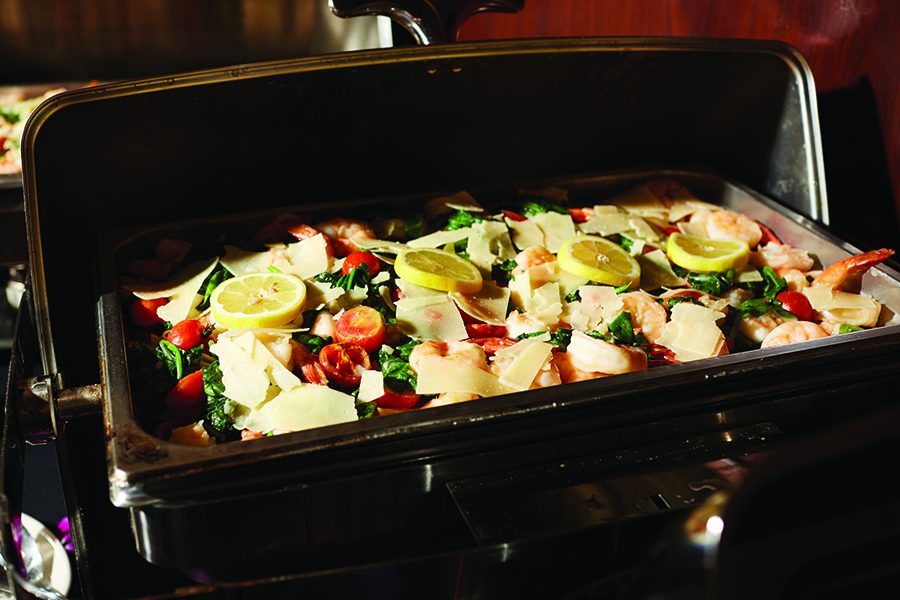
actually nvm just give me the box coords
[210,272,306,329]
[394,247,483,294]
[557,235,640,287]
[666,233,750,272]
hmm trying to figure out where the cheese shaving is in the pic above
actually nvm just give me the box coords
[258,386,357,432]
[450,281,511,326]
[638,250,685,290]
[466,221,517,274]
[505,217,545,251]
[358,370,386,403]
[414,358,514,397]
[129,258,219,324]
[395,296,468,341]
[497,341,553,390]
[657,303,726,361]
[407,227,473,248]
[531,212,576,253]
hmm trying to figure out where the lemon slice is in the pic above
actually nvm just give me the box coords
[210,272,306,329]
[666,233,750,272]
[557,235,641,287]
[394,247,483,294]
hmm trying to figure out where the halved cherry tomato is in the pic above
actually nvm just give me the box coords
[645,343,678,366]
[467,337,516,354]
[568,207,595,223]
[319,343,371,387]
[164,370,205,409]
[300,361,330,386]
[166,319,206,350]
[334,306,385,352]
[776,290,816,321]
[757,221,783,246]
[342,251,381,276]
[662,225,681,237]
[465,323,508,338]
[503,209,527,222]
[130,297,168,328]
[374,388,420,410]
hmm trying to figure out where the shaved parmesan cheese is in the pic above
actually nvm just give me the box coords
[232,405,274,434]
[736,267,764,283]
[626,216,661,242]
[667,199,719,223]
[467,221,516,274]
[225,330,302,393]
[303,279,346,312]
[523,282,563,326]
[505,217,545,251]
[258,385,357,432]
[209,335,270,409]
[531,212,576,253]
[396,278,446,299]
[414,358,513,397]
[407,227,472,248]
[450,281,510,326]
[609,186,668,219]
[638,250,685,290]
[220,245,271,276]
[579,285,623,322]
[358,370,386,403]
[395,296,468,341]
[657,303,725,361]
[556,270,589,298]
[678,220,708,238]
[423,191,482,220]
[579,210,632,236]
[270,234,331,280]
[129,258,219,324]
[496,340,553,391]
[506,311,550,338]
[353,237,408,255]
[803,287,877,310]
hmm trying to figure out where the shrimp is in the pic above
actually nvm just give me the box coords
[408,341,488,375]
[552,351,607,383]
[690,208,763,247]
[505,311,550,339]
[241,429,264,441]
[566,331,648,374]
[290,339,329,385]
[812,248,894,293]
[738,313,785,344]
[617,291,667,343]
[753,242,814,273]
[760,321,829,348]
[309,310,335,338]
[315,219,376,257]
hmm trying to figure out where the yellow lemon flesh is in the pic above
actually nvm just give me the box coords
[666,233,750,272]
[557,235,641,287]
[210,272,306,329]
[394,247,483,294]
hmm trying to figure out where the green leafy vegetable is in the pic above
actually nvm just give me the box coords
[667,295,703,309]
[760,266,787,302]
[838,324,865,334]
[293,332,332,354]
[491,259,517,285]
[267,265,283,274]
[520,199,568,217]
[363,281,397,325]
[377,339,421,391]
[565,290,581,303]
[356,401,379,419]
[315,262,371,292]
[515,328,573,350]
[614,283,631,294]
[196,265,232,311]
[202,361,236,436]
[607,311,648,346]
[403,212,426,239]
[618,235,634,254]
[737,298,796,320]
[446,209,486,231]
[155,339,204,380]
[453,238,470,259]
[687,269,735,296]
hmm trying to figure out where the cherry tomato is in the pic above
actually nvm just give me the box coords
[568,207,595,223]
[776,290,816,321]
[166,319,206,350]
[467,337,516,354]
[130,297,168,328]
[0,136,7,153]
[502,209,527,222]
[757,222,783,246]
[465,323,508,338]
[319,343,371,387]
[662,225,681,237]
[374,388,421,410]
[334,306,385,352]
[342,251,381,276]
[164,370,205,409]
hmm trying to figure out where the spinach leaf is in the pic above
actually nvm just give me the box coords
[377,339,421,391]
[491,259,517,285]
[293,332,332,354]
[520,199,568,217]
[667,295,703,309]
[403,212,426,239]
[737,298,796,320]
[838,324,865,334]
[514,328,572,350]
[687,269,735,296]
[607,311,648,346]
[155,339,204,380]
[202,361,236,435]
[618,235,634,254]
[760,266,787,302]
[565,289,581,303]
[315,262,371,292]
[196,265,233,311]
[356,401,379,419]
[446,209,486,231]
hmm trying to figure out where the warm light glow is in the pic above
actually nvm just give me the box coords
[706,515,725,536]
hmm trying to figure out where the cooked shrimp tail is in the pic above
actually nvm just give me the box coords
[812,248,894,292]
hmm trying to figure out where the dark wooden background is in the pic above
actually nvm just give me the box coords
[459,0,900,248]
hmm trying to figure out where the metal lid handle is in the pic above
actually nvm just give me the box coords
[330,0,524,45]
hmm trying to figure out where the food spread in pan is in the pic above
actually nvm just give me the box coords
[121,179,896,446]
[0,87,66,175]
